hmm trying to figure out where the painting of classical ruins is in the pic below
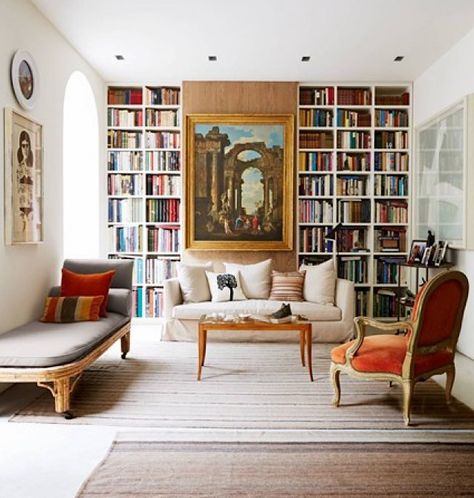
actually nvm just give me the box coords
[186,115,294,250]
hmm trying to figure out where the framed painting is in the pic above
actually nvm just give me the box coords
[185,114,294,251]
[4,108,43,244]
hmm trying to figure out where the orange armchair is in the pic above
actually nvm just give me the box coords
[330,270,469,425]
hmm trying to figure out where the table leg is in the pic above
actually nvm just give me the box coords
[197,327,206,381]
[306,327,313,382]
[299,330,305,367]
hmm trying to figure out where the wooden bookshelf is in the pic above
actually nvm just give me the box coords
[297,84,411,319]
[107,85,182,319]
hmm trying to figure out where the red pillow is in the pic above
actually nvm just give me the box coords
[60,268,115,317]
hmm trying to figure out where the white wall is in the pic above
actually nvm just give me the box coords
[0,0,105,335]
[414,26,474,359]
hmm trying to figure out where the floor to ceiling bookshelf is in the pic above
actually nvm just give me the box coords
[106,85,182,319]
[297,83,411,319]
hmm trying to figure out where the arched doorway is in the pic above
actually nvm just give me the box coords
[63,71,99,257]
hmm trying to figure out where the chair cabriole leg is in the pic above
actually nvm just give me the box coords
[330,363,341,407]
[402,380,414,426]
[445,365,456,404]
[121,331,130,359]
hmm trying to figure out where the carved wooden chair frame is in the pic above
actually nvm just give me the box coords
[330,270,469,425]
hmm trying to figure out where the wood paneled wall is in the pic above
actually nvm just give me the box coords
[182,81,298,271]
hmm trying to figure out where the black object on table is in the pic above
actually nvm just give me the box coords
[380,258,454,322]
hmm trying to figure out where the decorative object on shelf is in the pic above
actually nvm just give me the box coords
[4,108,43,244]
[10,50,39,110]
[421,245,434,266]
[433,240,448,267]
[407,239,427,265]
[186,114,294,251]
[426,230,435,247]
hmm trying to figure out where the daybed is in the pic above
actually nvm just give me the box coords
[0,259,133,419]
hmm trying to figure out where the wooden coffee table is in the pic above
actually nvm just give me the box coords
[197,316,313,381]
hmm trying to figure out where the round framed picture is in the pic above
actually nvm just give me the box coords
[11,50,39,110]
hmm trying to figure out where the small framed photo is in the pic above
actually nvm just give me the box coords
[433,241,448,267]
[421,246,433,266]
[407,240,427,264]
[10,50,39,111]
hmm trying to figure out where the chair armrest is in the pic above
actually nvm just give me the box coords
[335,278,355,321]
[163,278,183,319]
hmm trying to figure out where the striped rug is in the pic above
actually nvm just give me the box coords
[10,341,474,432]
[78,441,474,497]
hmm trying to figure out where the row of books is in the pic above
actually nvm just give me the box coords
[299,227,333,253]
[110,226,142,252]
[148,226,181,253]
[299,200,333,224]
[108,109,143,127]
[299,87,334,106]
[374,175,408,196]
[108,151,143,171]
[108,255,144,284]
[338,200,371,223]
[298,152,332,171]
[145,87,180,106]
[336,109,371,127]
[298,175,332,196]
[374,131,408,149]
[376,258,405,284]
[133,287,144,317]
[336,176,367,196]
[375,93,409,106]
[374,201,408,224]
[337,131,371,149]
[145,109,180,127]
[299,131,334,149]
[145,151,181,172]
[337,88,371,106]
[338,256,367,283]
[336,228,367,252]
[356,289,369,316]
[146,175,181,196]
[338,152,370,172]
[374,152,409,171]
[299,109,333,127]
[145,131,180,149]
[375,110,409,128]
[373,289,398,317]
[146,199,180,223]
[108,88,142,105]
[108,130,142,149]
[108,174,143,196]
[146,288,164,317]
[375,227,407,252]
[108,199,142,223]
[145,258,179,284]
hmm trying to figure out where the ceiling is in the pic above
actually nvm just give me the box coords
[32,0,474,84]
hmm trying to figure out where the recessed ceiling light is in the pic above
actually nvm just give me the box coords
[394,55,404,62]
[208,55,217,62]
[115,55,124,61]
[301,56,311,62]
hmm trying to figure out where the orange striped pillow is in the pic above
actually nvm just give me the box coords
[269,271,305,302]
[41,296,104,323]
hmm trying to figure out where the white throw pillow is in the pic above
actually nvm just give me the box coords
[205,271,247,302]
[177,262,213,303]
[300,259,336,305]
[224,259,272,299]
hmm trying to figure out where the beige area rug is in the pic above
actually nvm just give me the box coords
[9,341,474,433]
[78,441,474,497]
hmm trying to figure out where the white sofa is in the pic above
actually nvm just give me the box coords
[162,277,355,342]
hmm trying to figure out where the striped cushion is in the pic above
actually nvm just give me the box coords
[269,271,305,302]
[40,296,104,323]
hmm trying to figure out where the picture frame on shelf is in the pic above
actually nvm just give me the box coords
[185,114,294,251]
[10,50,39,111]
[4,108,43,244]
[407,239,427,264]
[433,241,448,267]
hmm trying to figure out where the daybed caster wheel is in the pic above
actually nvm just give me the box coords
[63,411,74,420]
[121,352,128,359]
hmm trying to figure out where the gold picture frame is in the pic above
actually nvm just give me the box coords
[185,114,294,251]
[4,108,43,244]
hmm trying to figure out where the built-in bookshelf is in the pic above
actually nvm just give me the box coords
[298,84,411,319]
[107,85,182,319]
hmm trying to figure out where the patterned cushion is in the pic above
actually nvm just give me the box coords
[40,296,104,323]
[60,268,115,316]
[269,271,305,302]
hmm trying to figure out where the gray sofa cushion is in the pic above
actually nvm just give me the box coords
[63,259,133,290]
[0,312,129,368]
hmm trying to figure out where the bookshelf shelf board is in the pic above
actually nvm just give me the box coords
[373,196,409,199]
[107,222,142,226]
[374,105,410,110]
[107,105,143,109]
[144,222,181,227]
[374,148,409,152]
[299,148,334,152]
[373,171,409,175]
[298,171,333,175]
[298,222,333,227]
[145,147,181,152]
[335,127,371,131]
[107,126,142,131]
[107,251,143,256]
[354,283,371,288]
[374,127,409,131]
[339,222,372,226]
[336,171,370,175]
[108,170,143,174]
[299,252,333,256]
[145,126,181,131]
[335,195,371,199]
[147,252,181,256]
[145,195,181,199]
[374,223,409,227]
[108,195,143,199]
[337,148,371,153]
[145,104,180,110]
[298,195,333,200]
[298,105,334,110]
[145,170,181,175]
[335,105,371,110]
[374,252,408,256]
[337,251,371,256]
[299,126,333,130]
[108,148,142,152]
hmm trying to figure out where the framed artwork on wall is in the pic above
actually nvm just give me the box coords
[185,114,294,251]
[4,108,43,245]
[10,50,39,111]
